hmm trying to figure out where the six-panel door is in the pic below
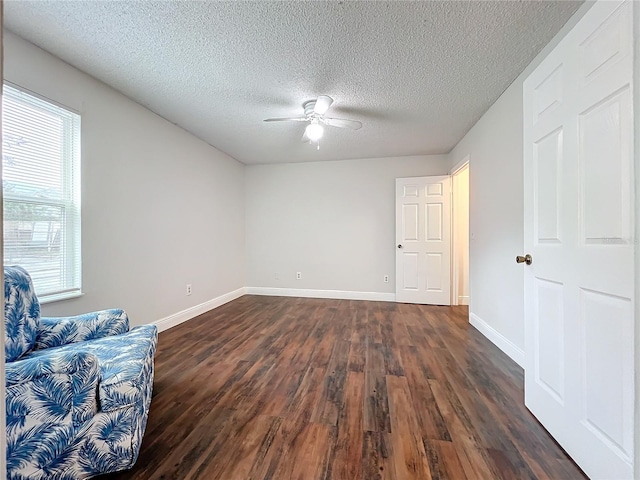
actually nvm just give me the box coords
[523,1,634,478]
[395,176,451,305]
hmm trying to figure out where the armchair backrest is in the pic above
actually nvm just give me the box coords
[4,266,41,362]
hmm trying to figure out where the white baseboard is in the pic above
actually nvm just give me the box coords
[458,295,469,306]
[153,287,246,333]
[245,287,396,302]
[469,312,524,367]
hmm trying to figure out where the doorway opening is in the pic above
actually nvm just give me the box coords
[451,159,469,306]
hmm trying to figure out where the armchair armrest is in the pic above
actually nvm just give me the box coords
[35,309,130,350]
[6,351,100,473]
[6,349,99,387]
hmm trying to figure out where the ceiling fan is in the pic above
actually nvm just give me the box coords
[264,95,362,143]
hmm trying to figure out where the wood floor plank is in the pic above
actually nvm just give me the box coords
[364,343,391,433]
[330,371,364,480]
[423,439,468,480]
[104,296,586,480]
[399,346,451,442]
[311,339,350,425]
[386,375,432,480]
[362,430,394,480]
[350,308,368,345]
[288,422,334,480]
[196,415,281,480]
[430,385,500,479]
[147,407,235,480]
[426,439,468,480]
[347,337,366,373]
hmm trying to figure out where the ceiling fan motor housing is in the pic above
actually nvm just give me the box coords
[302,100,317,118]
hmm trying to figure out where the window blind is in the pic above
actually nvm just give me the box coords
[2,84,81,301]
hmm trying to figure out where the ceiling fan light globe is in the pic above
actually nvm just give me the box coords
[305,123,324,141]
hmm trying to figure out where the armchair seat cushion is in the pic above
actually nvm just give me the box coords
[25,325,158,412]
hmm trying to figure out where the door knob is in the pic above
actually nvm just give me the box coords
[397,244,403,249]
[516,254,533,265]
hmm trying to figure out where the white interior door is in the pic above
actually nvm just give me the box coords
[395,176,451,305]
[523,1,634,478]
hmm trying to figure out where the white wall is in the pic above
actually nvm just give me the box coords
[447,2,593,361]
[245,155,449,296]
[449,83,526,353]
[4,32,246,326]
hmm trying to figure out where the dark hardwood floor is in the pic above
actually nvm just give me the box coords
[105,295,585,480]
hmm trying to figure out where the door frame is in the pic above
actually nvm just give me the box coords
[634,0,640,476]
[450,156,470,306]
[1,4,7,477]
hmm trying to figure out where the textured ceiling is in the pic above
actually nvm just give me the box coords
[5,1,582,165]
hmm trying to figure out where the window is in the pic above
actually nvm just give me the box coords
[2,84,81,302]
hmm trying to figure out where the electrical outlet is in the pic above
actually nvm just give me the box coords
[296,272,302,280]
[186,284,192,296]
[274,272,280,280]
[384,274,389,283]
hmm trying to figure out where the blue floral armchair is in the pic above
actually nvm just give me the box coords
[5,266,158,479]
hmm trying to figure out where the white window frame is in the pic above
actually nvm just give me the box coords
[2,83,82,303]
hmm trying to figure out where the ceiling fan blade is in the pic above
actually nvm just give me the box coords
[263,117,308,122]
[314,95,334,115]
[322,117,362,130]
